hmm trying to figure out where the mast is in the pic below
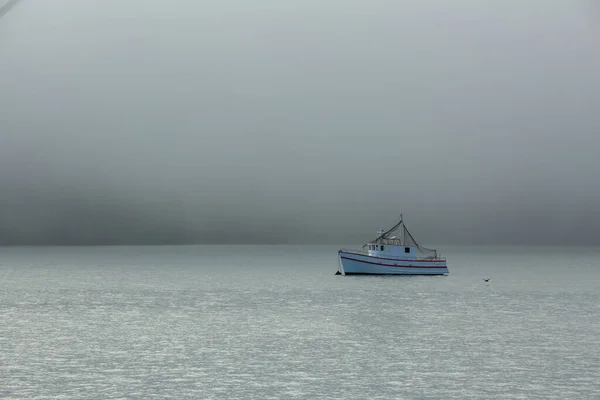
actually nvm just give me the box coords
[400,214,404,245]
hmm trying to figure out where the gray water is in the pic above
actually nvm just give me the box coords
[1,245,599,399]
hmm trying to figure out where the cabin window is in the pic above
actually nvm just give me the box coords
[405,247,410,253]
[380,245,384,251]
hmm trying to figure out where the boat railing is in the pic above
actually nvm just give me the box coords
[339,248,447,262]
[373,238,405,245]
[340,248,370,256]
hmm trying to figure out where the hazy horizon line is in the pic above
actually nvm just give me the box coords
[1,242,598,248]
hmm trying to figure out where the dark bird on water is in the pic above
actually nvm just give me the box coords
[483,278,491,282]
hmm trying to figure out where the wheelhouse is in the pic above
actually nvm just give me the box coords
[367,242,417,259]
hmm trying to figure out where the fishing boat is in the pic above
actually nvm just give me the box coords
[336,215,448,276]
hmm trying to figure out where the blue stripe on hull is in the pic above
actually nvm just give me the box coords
[339,253,449,276]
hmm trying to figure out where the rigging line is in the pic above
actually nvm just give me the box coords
[362,216,403,248]
[0,0,23,21]
[380,217,403,238]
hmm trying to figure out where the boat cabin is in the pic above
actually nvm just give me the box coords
[362,224,439,260]
[367,242,417,259]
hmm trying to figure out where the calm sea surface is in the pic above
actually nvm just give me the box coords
[1,245,599,399]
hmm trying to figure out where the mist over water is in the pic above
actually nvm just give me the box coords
[1,0,599,245]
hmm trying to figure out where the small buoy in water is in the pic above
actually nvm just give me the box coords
[335,270,342,275]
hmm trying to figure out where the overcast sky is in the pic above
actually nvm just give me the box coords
[1,0,599,245]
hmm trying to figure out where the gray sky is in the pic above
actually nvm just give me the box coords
[1,0,599,245]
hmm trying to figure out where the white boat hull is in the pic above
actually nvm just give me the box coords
[338,250,448,276]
